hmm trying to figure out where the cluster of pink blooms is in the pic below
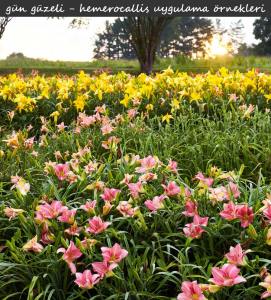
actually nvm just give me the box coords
[195,171,240,202]
[220,202,254,228]
[74,108,126,151]
[57,241,128,289]
[177,244,247,299]
[194,172,214,187]
[181,187,209,239]
[35,199,114,243]
[209,181,240,203]
[143,180,180,213]
[193,171,255,229]
[50,149,180,216]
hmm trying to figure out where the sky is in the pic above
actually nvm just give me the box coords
[0,17,258,61]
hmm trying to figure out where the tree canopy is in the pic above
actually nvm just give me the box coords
[94,17,214,63]
[253,17,271,55]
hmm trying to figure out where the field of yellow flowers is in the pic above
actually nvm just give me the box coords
[1,68,271,299]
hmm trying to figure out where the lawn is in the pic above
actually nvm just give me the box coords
[1,68,271,299]
[0,55,271,75]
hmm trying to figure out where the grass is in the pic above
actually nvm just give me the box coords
[0,55,271,75]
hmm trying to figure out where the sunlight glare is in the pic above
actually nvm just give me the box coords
[206,34,229,57]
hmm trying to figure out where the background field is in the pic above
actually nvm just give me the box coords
[0,55,271,75]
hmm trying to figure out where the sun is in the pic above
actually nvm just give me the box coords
[206,34,229,58]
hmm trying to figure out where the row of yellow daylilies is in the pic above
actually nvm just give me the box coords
[1,67,271,119]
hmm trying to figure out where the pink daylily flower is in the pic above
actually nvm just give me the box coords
[101,188,120,202]
[236,204,254,228]
[162,181,180,197]
[23,236,44,253]
[65,222,82,236]
[41,223,55,244]
[116,201,138,217]
[177,280,207,300]
[95,104,106,114]
[80,200,96,214]
[101,136,121,150]
[225,244,247,266]
[101,123,114,135]
[77,113,96,127]
[183,215,208,239]
[11,175,30,196]
[167,159,178,173]
[57,241,82,273]
[220,201,237,221]
[194,172,214,187]
[4,207,24,220]
[58,208,77,224]
[184,187,192,199]
[144,195,166,212]
[74,270,100,289]
[262,202,271,222]
[57,122,66,132]
[209,263,246,286]
[35,200,65,222]
[139,172,157,182]
[260,274,271,299]
[182,200,198,217]
[226,182,241,199]
[127,108,138,119]
[54,163,69,181]
[120,174,134,185]
[24,137,35,149]
[86,216,111,235]
[101,243,128,264]
[84,162,98,174]
[92,261,118,278]
[209,186,228,203]
[135,155,157,173]
[128,181,144,199]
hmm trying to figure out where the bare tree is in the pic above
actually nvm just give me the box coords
[0,17,11,40]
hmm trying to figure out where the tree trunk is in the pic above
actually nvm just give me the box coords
[123,17,171,74]
[139,55,154,75]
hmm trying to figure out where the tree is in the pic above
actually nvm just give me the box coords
[237,43,257,56]
[253,17,271,55]
[0,17,11,40]
[227,20,245,55]
[93,19,136,60]
[73,17,170,73]
[122,17,171,74]
[93,21,117,60]
[159,17,213,58]
[94,17,213,65]
[6,52,26,59]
